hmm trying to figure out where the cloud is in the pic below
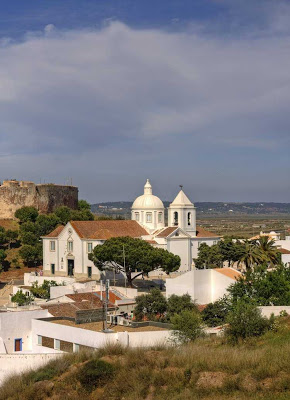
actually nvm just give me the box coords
[0,20,289,201]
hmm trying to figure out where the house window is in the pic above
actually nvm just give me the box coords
[158,212,162,223]
[146,213,152,223]
[135,212,140,221]
[87,242,93,253]
[73,343,80,353]
[67,240,73,252]
[173,212,178,226]
[188,212,191,226]
[50,241,55,251]
[37,335,42,346]
[54,339,60,350]
[88,266,92,278]
[51,264,55,275]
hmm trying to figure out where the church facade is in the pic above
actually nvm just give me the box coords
[42,180,220,279]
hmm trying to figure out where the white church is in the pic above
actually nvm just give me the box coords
[43,180,220,280]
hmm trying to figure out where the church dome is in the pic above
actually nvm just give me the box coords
[132,179,164,210]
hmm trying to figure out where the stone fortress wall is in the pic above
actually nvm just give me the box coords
[0,180,78,219]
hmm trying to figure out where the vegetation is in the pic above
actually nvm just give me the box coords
[11,290,34,306]
[171,309,203,343]
[225,301,274,343]
[78,359,115,392]
[1,317,290,399]
[194,236,281,270]
[89,236,180,287]
[30,280,59,299]
[202,296,231,327]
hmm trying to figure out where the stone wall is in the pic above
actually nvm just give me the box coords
[0,180,78,219]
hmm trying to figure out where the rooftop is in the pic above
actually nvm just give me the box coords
[50,319,168,332]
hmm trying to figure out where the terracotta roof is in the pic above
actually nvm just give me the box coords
[44,225,65,238]
[196,226,219,238]
[95,291,122,304]
[70,220,148,239]
[156,227,177,238]
[145,240,158,244]
[278,248,290,255]
[215,268,241,280]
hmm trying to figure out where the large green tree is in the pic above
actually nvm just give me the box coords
[15,206,39,223]
[89,236,180,287]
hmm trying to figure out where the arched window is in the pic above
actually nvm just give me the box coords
[146,213,152,223]
[135,212,140,221]
[158,212,162,223]
[173,211,178,226]
[187,212,191,226]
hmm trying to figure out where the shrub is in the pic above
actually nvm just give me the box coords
[226,301,272,343]
[171,310,203,343]
[202,296,231,327]
[167,294,198,318]
[78,359,114,391]
[11,290,33,306]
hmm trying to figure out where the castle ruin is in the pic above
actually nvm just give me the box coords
[0,180,79,219]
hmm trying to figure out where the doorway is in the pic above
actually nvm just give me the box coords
[88,266,92,278]
[67,259,74,276]
[14,338,22,352]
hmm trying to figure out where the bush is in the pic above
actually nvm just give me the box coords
[202,296,231,327]
[15,206,39,223]
[11,290,33,306]
[78,359,114,391]
[171,310,203,343]
[134,288,168,321]
[226,301,272,343]
[167,294,198,318]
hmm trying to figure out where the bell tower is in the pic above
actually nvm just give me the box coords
[168,185,196,236]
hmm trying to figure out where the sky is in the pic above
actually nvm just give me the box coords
[0,0,289,203]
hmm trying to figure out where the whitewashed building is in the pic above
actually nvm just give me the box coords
[43,180,220,278]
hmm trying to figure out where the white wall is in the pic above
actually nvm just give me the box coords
[24,273,74,287]
[166,269,235,304]
[167,237,191,272]
[276,240,290,251]
[259,306,290,318]
[0,353,62,386]
[0,310,50,353]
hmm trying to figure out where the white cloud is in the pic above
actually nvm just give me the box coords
[0,21,289,201]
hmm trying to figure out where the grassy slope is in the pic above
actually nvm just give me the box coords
[1,318,290,400]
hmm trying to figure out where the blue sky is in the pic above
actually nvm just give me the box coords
[0,0,289,203]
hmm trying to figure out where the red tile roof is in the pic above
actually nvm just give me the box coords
[215,268,241,280]
[44,220,148,239]
[95,291,122,304]
[196,226,219,238]
[156,227,178,238]
[278,248,290,255]
[45,225,65,238]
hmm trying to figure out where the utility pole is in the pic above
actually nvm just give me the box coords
[103,279,110,332]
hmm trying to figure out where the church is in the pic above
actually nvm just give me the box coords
[42,180,220,279]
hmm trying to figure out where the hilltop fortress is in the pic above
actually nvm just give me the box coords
[0,180,78,219]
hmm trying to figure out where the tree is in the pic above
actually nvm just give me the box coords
[237,240,265,270]
[167,294,198,318]
[194,243,223,269]
[11,290,34,306]
[19,244,42,266]
[35,214,60,236]
[134,288,168,321]
[218,237,244,268]
[254,236,280,266]
[20,231,38,246]
[30,280,59,299]
[171,310,203,343]
[0,249,7,272]
[89,236,180,287]
[228,264,290,306]
[54,206,72,225]
[5,229,18,249]
[202,296,231,327]
[15,207,39,223]
[225,300,272,343]
[78,199,91,211]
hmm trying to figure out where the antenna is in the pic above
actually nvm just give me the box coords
[179,185,183,190]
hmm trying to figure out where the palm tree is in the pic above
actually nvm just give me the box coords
[254,236,280,267]
[237,240,266,270]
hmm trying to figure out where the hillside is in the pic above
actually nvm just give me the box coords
[1,317,290,400]
[91,201,290,218]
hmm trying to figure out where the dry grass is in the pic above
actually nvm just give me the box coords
[1,319,290,400]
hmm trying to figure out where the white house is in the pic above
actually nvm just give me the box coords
[166,268,241,304]
[43,180,220,278]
